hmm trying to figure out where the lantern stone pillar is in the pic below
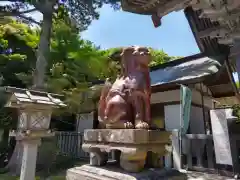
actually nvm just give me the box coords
[20,139,41,180]
[4,86,66,180]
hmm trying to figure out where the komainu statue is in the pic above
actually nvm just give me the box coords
[98,46,151,129]
[79,46,172,174]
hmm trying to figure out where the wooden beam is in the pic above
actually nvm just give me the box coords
[156,0,189,17]
[225,56,240,102]
[198,27,224,38]
[184,8,205,52]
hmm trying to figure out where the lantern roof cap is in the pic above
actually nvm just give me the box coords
[2,86,66,108]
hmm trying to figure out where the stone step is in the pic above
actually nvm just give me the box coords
[66,165,187,180]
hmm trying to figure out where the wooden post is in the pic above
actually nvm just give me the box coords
[186,137,192,170]
[206,138,214,169]
[164,151,172,169]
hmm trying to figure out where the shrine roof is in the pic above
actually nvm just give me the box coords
[150,53,234,98]
[150,53,221,87]
[89,53,234,98]
[121,0,168,15]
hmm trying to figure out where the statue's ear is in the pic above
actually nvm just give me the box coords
[121,47,135,57]
[109,48,123,62]
[120,48,124,57]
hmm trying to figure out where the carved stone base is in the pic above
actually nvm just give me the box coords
[66,165,187,180]
[89,149,108,166]
[82,129,171,173]
[120,151,147,172]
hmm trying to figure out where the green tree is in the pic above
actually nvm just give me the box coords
[149,48,180,67]
[47,16,110,113]
[0,17,38,88]
[0,0,120,90]
[102,47,180,79]
[101,47,122,80]
[0,17,110,113]
[0,18,179,114]
[0,17,111,172]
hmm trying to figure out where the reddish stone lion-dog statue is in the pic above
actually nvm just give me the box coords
[98,46,151,129]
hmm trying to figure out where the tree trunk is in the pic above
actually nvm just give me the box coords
[7,3,55,174]
[33,12,53,90]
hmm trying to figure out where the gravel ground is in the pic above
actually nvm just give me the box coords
[187,171,235,180]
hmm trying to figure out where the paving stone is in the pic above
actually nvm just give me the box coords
[66,165,187,180]
[187,171,235,180]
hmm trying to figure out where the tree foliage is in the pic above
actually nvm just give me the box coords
[102,47,179,80]
[0,17,109,113]
[149,48,180,67]
[0,17,177,114]
[0,0,120,29]
[0,17,37,88]
[0,0,121,90]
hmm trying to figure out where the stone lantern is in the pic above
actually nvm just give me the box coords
[4,86,66,180]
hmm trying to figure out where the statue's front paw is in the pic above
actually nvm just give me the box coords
[135,121,149,129]
[124,122,134,129]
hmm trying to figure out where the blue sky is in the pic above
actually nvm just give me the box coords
[82,5,200,57]
[30,5,238,81]
[31,5,200,57]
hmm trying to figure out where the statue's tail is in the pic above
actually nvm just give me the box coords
[98,78,111,122]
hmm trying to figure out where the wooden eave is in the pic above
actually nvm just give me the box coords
[150,54,235,98]
[184,7,229,57]
[121,0,170,15]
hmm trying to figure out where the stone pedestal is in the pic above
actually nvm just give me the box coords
[9,130,55,179]
[82,129,172,173]
[66,164,187,180]
[20,139,41,180]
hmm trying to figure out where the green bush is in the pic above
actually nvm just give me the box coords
[232,104,240,123]
[48,176,65,180]
[36,137,59,175]
[0,174,17,180]
[50,154,79,173]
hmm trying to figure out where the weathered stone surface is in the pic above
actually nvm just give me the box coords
[66,165,187,180]
[84,129,171,144]
[89,149,108,166]
[82,142,168,155]
[83,129,172,173]
[120,151,147,172]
